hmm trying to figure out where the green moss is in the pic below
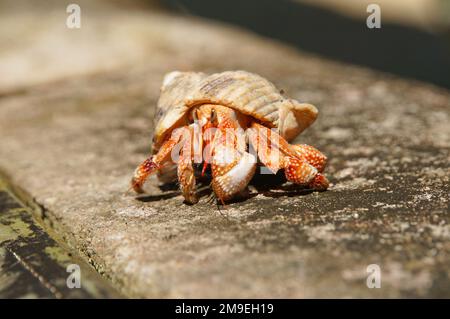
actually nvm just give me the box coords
[1,211,34,238]
[0,223,19,243]
[44,246,72,265]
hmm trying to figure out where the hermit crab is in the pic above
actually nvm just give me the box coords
[131,70,329,204]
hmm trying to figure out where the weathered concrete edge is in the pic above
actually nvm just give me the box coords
[0,168,123,298]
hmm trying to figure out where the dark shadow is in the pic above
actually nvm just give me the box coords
[136,166,323,204]
[251,170,315,198]
[250,169,287,190]
[158,181,179,191]
[220,190,259,205]
[164,0,450,89]
[257,186,315,199]
[135,191,180,202]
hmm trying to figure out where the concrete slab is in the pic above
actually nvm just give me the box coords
[0,1,449,297]
[0,180,121,298]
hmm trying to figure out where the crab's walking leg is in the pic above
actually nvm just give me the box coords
[248,122,329,190]
[247,124,284,173]
[292,144,327,173]
[199,108,218,176]
[281,142,328,189]
[283,157,329,191]
[131,128,185,193]
[177,128,198,204]
[211,145,256,203]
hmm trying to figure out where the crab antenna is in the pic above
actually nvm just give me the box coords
[192,109,199,122]
[210,108,218,125]
[201,162,208,177]
[200,108,219,177]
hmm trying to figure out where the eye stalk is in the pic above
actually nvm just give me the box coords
[210,109,218,126]
[192,109,199,122]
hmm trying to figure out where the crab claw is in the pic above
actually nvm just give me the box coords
[292,144,327,173]
[211,145,256,203]
[131,157,160,193]
[308,173,329,191]
[284,157,329,190]
[131,127,185,194]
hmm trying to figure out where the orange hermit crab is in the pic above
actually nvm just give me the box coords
[131,71,329,204]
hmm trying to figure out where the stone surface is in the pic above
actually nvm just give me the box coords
[0,179,121,298]
[0,1,449,297]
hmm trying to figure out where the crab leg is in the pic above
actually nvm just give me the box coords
[177,127,198,204]
[291,144,327,173]
[199,108,218,176]
[248,122,329,190]
[131,127,185,193]
[247,123,284,173]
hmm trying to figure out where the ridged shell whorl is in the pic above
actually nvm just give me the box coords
[152,70,318,152]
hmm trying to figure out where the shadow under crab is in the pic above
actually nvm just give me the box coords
[136,164,321,205]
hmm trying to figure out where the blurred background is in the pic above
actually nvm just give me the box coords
[1,0,449,90]
[164,0,450,88]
